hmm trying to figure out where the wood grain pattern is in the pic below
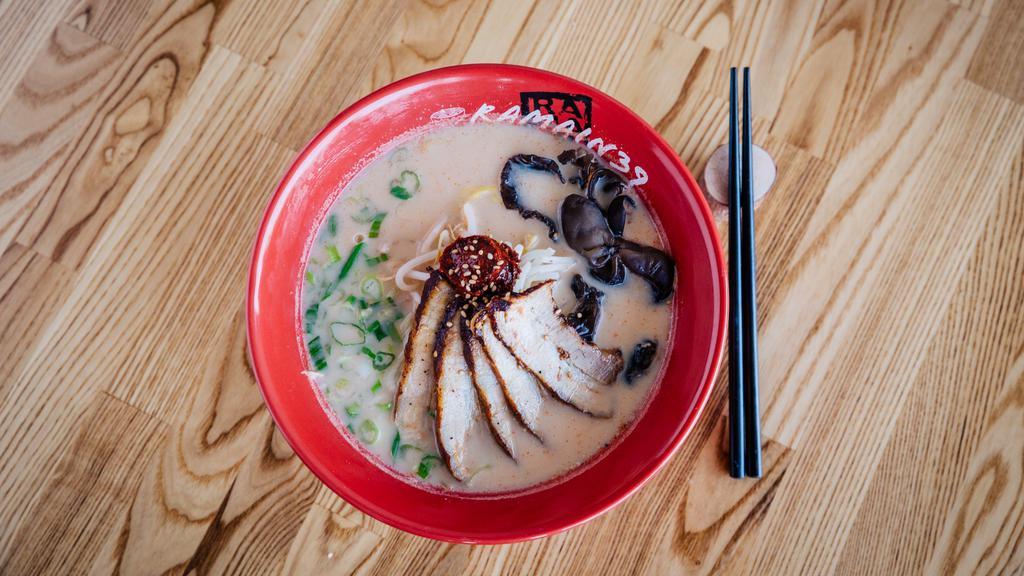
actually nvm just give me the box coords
[0,0,1022,573]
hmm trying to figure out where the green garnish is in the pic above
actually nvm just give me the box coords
[376,401,393,412]
[427,407,436,418]
[361,346,377,360]
[390,186,412,200]
[391,431,402,460]
[347,423,355,434]
[305,270,315,284]
[325,245,341,263]
[390,171,420,200]
[361,277,382,300]
[372,352,395,371]
[358,419,380,443]
[304,302,319,333]
[416,454,440,479]
[366,320,387,341]
[371,379,382,393]
[350,197,382,223]
[327,214,338,236]
[307,336,327,371]
[365,253,389,266]
[385,321,402,342]
[344,404,360,417]
[368,213,386,238]
[338,242,364,281]
[329,322,364,346]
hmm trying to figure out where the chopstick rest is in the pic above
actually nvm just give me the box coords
[701,143,776,216]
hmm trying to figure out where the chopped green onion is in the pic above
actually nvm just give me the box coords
[350,197,381,223]
[427,407,436,419]
[365,252,389,267]
[368,213,386,238]
[344,404,360,417]
[361,347,377,360]
[327,214,338,236]
[366,320,387,341]
[305,270,315,284]
[347,423,355,434]
[385,296,396,306]
[385,321,402,342]
[371,379,382,393]
[372,352,395,371]
[416,454,440,479]
[390,171,420,200]
[361,278,382,300]
[391,431,402,460]
[325,245,341,263]
[307,336,327,371]
[358,419,380,443]
[338,242,364,281]
[304,302,319,333]
[376,401,393,412]
[329,322,364,346]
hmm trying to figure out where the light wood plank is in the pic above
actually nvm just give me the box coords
[257,0,402,150]
[965,0,1024,105]
[64,0,157,49]
[836,133,1024,575]
[0,0,76,110]
[0,46,289,556]
[0,392,166,573]
[748,80,1024,575]
[15,0,218,269]
[760,0,986,446]
[116,308,276,574]
[0,243,74,399]
[0,23,122,259]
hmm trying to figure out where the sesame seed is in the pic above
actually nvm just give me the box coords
[446,322,453,328]
[462,264,469,269]
[460,310,467,318]
[487,254,493,260]
[433,351,438,358]
[577,312,583,318]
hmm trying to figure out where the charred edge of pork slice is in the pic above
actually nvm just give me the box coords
[485,282,621,417]
[470,311,544,440]
[460,316,516,459]
[434,308,477,481]
[394,271,451,421]
[432,296,462,377]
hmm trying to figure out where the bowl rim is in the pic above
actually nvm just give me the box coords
[247,63,727,543]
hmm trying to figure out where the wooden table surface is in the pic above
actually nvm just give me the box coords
[1,0,1022,574]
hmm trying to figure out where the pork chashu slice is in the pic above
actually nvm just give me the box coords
[488,282,623,417]
[462,320,520,459]
[394,271,453,447]
[435,304,481,481]
[474,314,545,438]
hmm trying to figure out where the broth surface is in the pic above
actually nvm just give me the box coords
[302,123,672,492]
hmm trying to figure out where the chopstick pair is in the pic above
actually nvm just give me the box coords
[727,67,762,479]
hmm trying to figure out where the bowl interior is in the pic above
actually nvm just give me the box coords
[248,64,725,543]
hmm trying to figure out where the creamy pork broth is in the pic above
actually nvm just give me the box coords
[302,123,672,492]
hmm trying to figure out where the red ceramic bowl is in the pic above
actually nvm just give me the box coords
[247,64,726,543]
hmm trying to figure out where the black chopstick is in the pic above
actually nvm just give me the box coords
[740,67,762,478]
[727,68,745,479]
